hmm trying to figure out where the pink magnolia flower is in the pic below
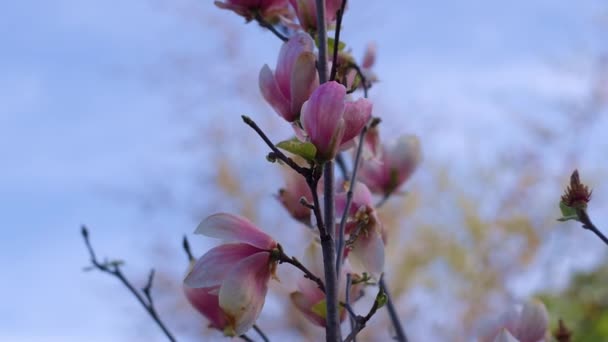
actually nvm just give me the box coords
[478,300,549,342]
[335,181,384,277]
[259,32,318,122]
[289,0,342,32]
[183,213,278,336]
[300,81,372,160]
[344,43,379,91]
[277,169,313,224]
[290,242,361,327]
[357,132,421,196]
[215,0,290,21]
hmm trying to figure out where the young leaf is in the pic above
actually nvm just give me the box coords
[277,138,317,161]
[557,201,580,222]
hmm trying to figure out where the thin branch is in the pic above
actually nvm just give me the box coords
[343,280,385,342]
[347,62,369,98]
[254,12,288,42]
[81,226,176,342]
[577,208,608,245]
[335,153,349,180]
[276,245,326,293]
[240,334,254,342]
[329,0,348,81]
[316,0,329,84]
[242,115,309,177]
[336,125,368,275]
[379,278,408,342]
[345,273,357,342]
[253,324,270,342]
[182,235,195,263]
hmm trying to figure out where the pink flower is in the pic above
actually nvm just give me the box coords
[215,0,290,21]
[344,43,379,91]
[277,169,313,224]
[259,32,318,122]
[289,0,342,32]
[357,133,421,196]
[335,181,384,277]
[289,242,361,327]
[300,81,372,160]
[478,300,549,342]
[183,213,278,336]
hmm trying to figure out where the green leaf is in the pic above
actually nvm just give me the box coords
[558,201,580,222]
[277,138,317,161]
[375,292,388,308]
[311,299,327,319]
[328,37,346,55]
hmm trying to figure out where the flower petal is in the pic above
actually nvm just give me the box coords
[184,243,262,289]
[195,213,276,250]
[514,300,548,342]
[183,285,227,330]
[493,329,519,342]
[341,98,372,144]
[275,32,315,99]
[259,64,292,121]
[349,228,384,278]
[290,51,318,118]
[219,252,272,335]
[290,291,326,327]
[388,135,422,186]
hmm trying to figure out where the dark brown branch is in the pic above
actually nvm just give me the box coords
[276,244,325,293]
[253,324,270,342]
[329,0,348,81]
[254,12,288,42]
[379,278,408,342]
[344,274,357,342]
[343,281,385,342]
[182,235,195,263]
[577,208,608,245]
[241,115,310,177]
[81,226,176,342]
[347,63,369,98]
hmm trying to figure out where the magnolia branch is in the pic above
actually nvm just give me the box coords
[254,12,288,42]
[329,0,348,81]
[80,226,176,342]
[343,282,385,342]
[276,244,326,293]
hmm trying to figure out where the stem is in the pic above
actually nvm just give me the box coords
[343,280,384,342]
[347,62,369,98]
[254,12,288,42]
[336,126,368,275]
[577,209,608,245]
[81,226,176,342]
[321,162,341,342]
[253,324,270,342]
[329,0,348,81]
[345,274,357,342]
[316,0,329,84]
[242,115,309,177]
[276,245,326,293]
[379,278,408,342]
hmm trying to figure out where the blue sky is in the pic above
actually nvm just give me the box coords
[0,0,606,340]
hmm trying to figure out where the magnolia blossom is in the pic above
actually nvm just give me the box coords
[215,0,290,21]
[184,213,278,336]
[479,300,549,342]
[357,130,421,196]
[290,242,361,327]
[259,32,318,122]
[335,181,384,277]
[300,81,372,160]
[289,0,342,32]
[343,43,378,90]
[277,169,313,224]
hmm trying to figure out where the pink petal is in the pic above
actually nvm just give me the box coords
[183,286,227,330]
[290,51,318,118]
[259,64,292,121]
[195,213,276,250]
[335,181,373,218]
[514,301,548,342]
[349,228,384,278]
[493,329,519,342]
[301,82,347,159]
[388,135,421,186]
[361,43,377,69]
[184,243,262,289]
[275,32,315,99]
[341,98,372,145]
[325,0,343,23]
[290,291,327,327]
[218,252,272,335]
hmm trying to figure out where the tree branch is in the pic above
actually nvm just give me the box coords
[343,281,385,342]
[81,226,176,342]
[254,12,288,42]
[276,244,325,293]
[379,278,408,342]
[329,0,348,81]
[577,208,608,245]
[253,324,270,342]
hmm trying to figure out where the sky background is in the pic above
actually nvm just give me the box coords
[1,0,607,341]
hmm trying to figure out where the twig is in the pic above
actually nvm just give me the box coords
[345,274,357,342]
[329,0,348,81]
[182,235,195,263]
[336,125,368,274]
[253,324,270,342]
[316,0,329,84]
[276,245,326,293]
[347,63,369,98]
[80,226,176,342]
[242,115,309,177]
[240,334,254,342]
[577,208,608,245]
[343,280,385,342]
[254,12,288,42]
[379,278,408,342]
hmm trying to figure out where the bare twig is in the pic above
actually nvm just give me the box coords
[379,278,408,342]
[254,12,288,42]
[577,208,608,245]
[343,280,385,342]
[242,115,309,177]
[80,226,176,342]
[240,334,254,342]
[347,62,369,98]
[345,273,357,342]
[336,125,368,275]
[182,235,195,263]
[276,245,325,293]
[329,0,348,81]
[253,324,270,342]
